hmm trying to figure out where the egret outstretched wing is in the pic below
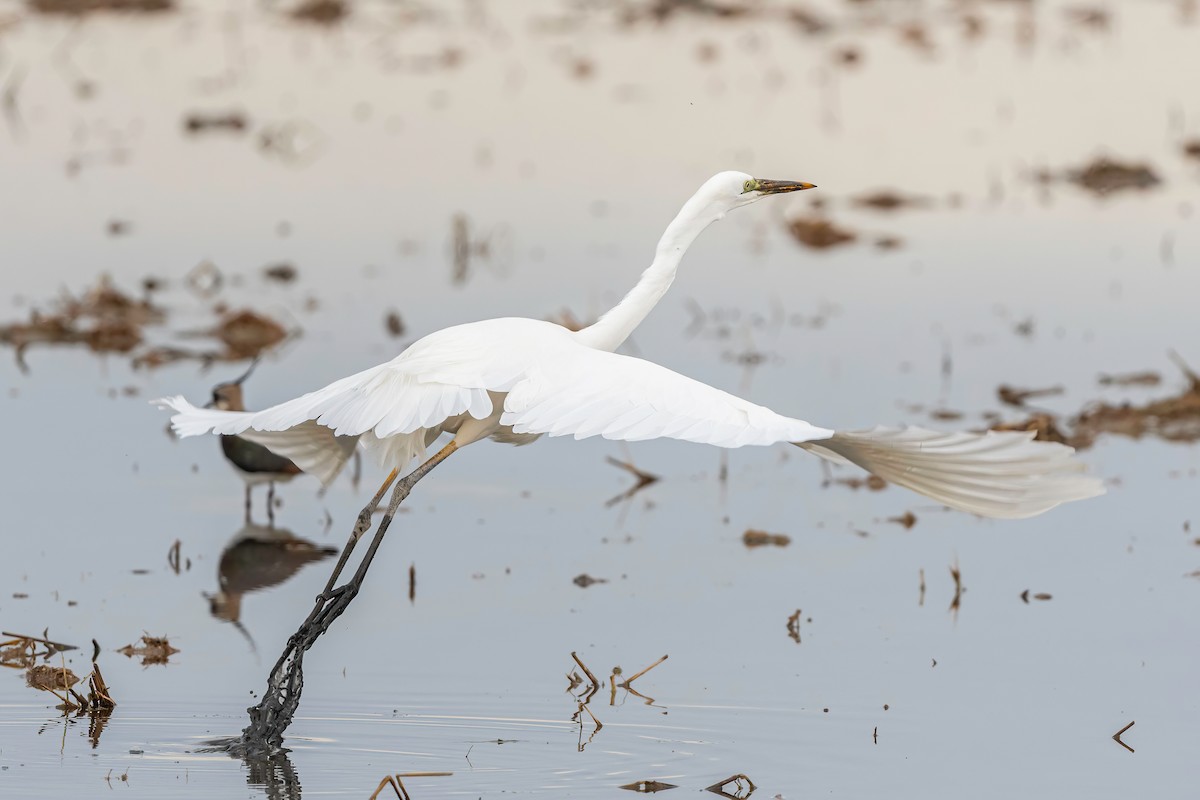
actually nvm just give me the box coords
[503,346,833,447]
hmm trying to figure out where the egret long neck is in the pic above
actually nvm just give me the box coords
[575,195,722,352]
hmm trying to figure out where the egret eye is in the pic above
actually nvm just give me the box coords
[742,179,756,194]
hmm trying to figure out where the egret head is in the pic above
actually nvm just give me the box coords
[706,170,816,212]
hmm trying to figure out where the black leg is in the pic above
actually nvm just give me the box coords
[317,466,400,599]
[238,441,459,755]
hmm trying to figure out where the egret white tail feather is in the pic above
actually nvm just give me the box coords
[154,171,1102,520]
[798,427,1104,519]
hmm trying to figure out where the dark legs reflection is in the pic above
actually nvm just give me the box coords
[243,749,303,800]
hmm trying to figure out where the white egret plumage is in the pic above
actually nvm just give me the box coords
[156,171,1103,522]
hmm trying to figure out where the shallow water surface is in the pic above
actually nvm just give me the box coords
[0,1,1197,797]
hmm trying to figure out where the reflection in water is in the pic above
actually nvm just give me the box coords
[705,773,758,800]
[244,748,303,800]
[207,525,338,643]
[568,651,670,752]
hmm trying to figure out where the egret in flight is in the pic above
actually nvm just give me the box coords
[157,171,1102,590]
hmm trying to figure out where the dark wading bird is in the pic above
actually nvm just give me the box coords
[157,171,1103,601]
[207,361,355,525]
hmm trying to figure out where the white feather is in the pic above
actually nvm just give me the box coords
[798,426,1105,519]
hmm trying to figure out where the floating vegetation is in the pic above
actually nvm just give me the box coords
[0,274,294,372]
[605,456,660,506]
[25,663,80,693]
[262,263,298,283]
[565,651,667,750]
[289,0,349,26]
[117,635,180,666]
[851,189,931,212]
[369,771,453,800]
[212,309,290,359]
[385,310,406,337]
[28,0,174,14]
[1053,156,1162,196]
[990,412,1074,446]
[1098,371,1161,388]
[997,384,1064,408]
[620,779,679,793]
[183,111,248,135]
[742,529,790,548]
[705,774,757,799]
[827,473,888,491]
[786,609,802,643]
[1,631,77,668]
[23,661,115,718]
[989,354,1200,448]
[785,216,857,250]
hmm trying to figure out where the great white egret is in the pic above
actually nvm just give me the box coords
[157,170,1102,537]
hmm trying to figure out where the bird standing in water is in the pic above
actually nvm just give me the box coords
[206,363,354,525]
[158,171,1103,599]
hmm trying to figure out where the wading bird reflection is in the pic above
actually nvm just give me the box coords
[159,171,1103,601]
[206,524,338,646]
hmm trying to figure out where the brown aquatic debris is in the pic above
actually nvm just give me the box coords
[1065,6,1111,29]
[369,772,453,800]
[26,664,81,692]
[385,310,406,338]
[990,413,1073,446]
[1098,371,1160,387]
[786,217,857,249]
[117,635,180,666]
[830,474,887,491]
[787,6,830,35]
[1,631,77,668]
[620,654,668,688]
[1070,352,1200,447]
[183,111,248,135]
[742,529,790,548]
[289,0,348,25]
[705,774,757,799]
[262,262,298,283]
[786,609,802,643]
[28,0,173,13]
[1064,157,1161,195]
[213,309,289,358]
[620,779,679,793]
[997,384,1064,407]
[1112,720,1135,753]
[0,275,162,361]
[605,456,660,506]
[852,190,931,212]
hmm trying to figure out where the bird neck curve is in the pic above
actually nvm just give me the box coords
[574,191,725,352]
